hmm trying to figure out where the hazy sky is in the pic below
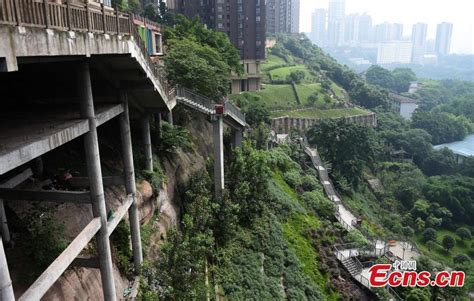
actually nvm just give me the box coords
[300,0,474,54]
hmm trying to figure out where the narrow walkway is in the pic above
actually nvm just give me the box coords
[301,141,418,300]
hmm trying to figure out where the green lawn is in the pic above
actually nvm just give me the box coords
[262,54,287,71]
[271,108,370,119]
[270,65,316,82]
[296,84,324,106]
[245,84,298,108]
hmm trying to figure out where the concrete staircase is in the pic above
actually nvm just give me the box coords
[342,257,361,276]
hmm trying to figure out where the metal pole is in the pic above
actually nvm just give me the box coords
[119,92,143,270]
[0,238,14,301]
[213,115,224,200]
[142,115,153,172]
[78,61,117,301]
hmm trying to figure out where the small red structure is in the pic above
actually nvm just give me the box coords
[215,104,224,115]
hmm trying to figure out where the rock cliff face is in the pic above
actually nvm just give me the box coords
[40,111,213,300]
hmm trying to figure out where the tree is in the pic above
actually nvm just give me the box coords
[307,120,380,187]
[455,227,472,241]
[441,235,455,252]
[391,68,417,93]
[164,39,231,98]
[425,240,437,252]
[412,111,472,144]
[143,3,158,21]
[402,226,415,237]
[307,92,318,105]
[127,0,141,14]
[406,288,431,301]
[422,228,437,242]
[453,254,470,266]
[287,70,305,83]
[365,65,395,91]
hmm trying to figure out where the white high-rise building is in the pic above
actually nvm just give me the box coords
[328,0,345,46]
[411,23,428,63]
[377,41,413,64]
[435,22,453,55]
[311,9,327,46]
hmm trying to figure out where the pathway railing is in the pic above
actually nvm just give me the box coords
[224,101,246,125]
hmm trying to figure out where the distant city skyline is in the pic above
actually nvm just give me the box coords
[300,0,473,54]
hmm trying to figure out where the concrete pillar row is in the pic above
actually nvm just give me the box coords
[141,115,153,172]
[78,61,117,301]
[213,115,224,200]
[118,92,143,271]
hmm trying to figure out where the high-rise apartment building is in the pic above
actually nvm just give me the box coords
[266,0,300,34]
[390,23,404,40]
[172,0,266,93]
[435,22,453,55]
[374,22,403,43]
[328,0,345,46]
[344,14,360,45]
[289,0,300,34]
[411,23,428,63]
[357,13,373,44]
[311,9,327,46]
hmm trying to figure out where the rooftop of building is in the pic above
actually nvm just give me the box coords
[389,93,418,104]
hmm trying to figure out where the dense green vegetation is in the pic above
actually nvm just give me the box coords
[271,108,369,118]
[138,144,350,300]
[365,65,417,94]
[306,113,474,298]
[163,16,241,98]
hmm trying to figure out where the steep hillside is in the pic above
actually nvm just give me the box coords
[231,35,384,124]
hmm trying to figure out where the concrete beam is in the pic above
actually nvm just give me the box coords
[69,176,125,188]
[0,189,91,203]
[18,218,101,301]
[213,115,224,200]
[0,104,123,176]
[106,195,133,237]
[0,168,33,244]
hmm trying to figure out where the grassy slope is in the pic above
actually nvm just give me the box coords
[273,172,339,301]
[270,65,316,82]
[247,84,298,107]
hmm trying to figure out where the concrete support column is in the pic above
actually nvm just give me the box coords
[167,110,173,125]
[141,115,153,172]
[213,115,224,200]
[0,201,10,244]
[78,61,117,301]
[0,239,14,301]
[233,129,243,149]
[119,92,143,270]
[155,112,162,139]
